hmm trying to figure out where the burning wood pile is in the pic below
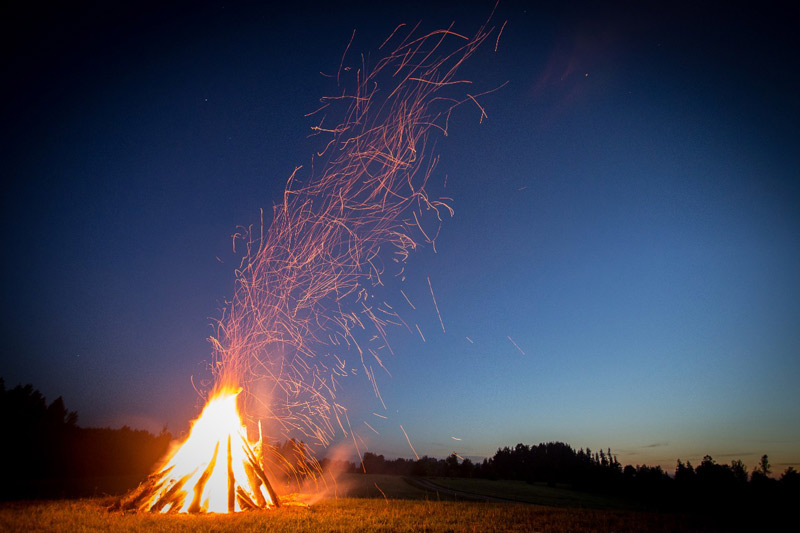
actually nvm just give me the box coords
[113,388,280,513]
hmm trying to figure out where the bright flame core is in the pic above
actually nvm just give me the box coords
[130,388,278,513]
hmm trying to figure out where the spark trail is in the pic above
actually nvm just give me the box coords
[209,18,502,452]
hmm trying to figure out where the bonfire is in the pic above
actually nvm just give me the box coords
[116,387,278,512]
[117,11,503,514]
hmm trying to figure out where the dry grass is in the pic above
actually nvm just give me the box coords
[0,497,729,532]
[0,473,733,532]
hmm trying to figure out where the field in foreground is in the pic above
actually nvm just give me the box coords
[0,497,733,532]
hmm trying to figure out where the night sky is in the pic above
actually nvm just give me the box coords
[3,1,798,472]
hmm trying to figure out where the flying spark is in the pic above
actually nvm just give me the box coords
[129,12,503,514]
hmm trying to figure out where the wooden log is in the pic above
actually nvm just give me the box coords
[236,486,258,510]
[187,441,220,513]
[149,472,191,513]
[258,421,263,463]
[242,438,280,507]
[244,461,268,508]
[164,490,188,513]
[227,435,235,513]
[112,465,174,511]
[138,479,170,511]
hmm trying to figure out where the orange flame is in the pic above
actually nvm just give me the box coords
[131,387,278,513]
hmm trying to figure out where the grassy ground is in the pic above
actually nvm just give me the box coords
[0,497,729,533]
[1,473,740,532]
[332,474,434,500]
[425,477,638,509]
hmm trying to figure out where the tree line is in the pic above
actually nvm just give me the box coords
[348,441,799,511]
[0,379,171,500]
[4,379,798,513]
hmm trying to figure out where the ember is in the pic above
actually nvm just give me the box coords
[121,12,502,514]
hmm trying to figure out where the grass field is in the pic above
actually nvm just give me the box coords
[0,474,735,532]
[0,497,731,533]
[425,477,638,509]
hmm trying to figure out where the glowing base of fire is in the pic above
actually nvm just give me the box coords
[118,388,279,513]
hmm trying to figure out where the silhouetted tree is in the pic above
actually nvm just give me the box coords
[360,452,386,474]
[1,380,171,500]
[780,466,799,487]
[459,457,475,478]
[757,454,770,476]
[730,459,748,486]
[750,454,774,486]
[411,456,443,476]
[675,459,696,486]
[444,453,460,477]
[623,464,636,479]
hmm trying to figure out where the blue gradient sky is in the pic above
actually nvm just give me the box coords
[2,1,798,472]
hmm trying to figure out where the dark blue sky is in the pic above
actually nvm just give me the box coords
[2,1,798,471]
